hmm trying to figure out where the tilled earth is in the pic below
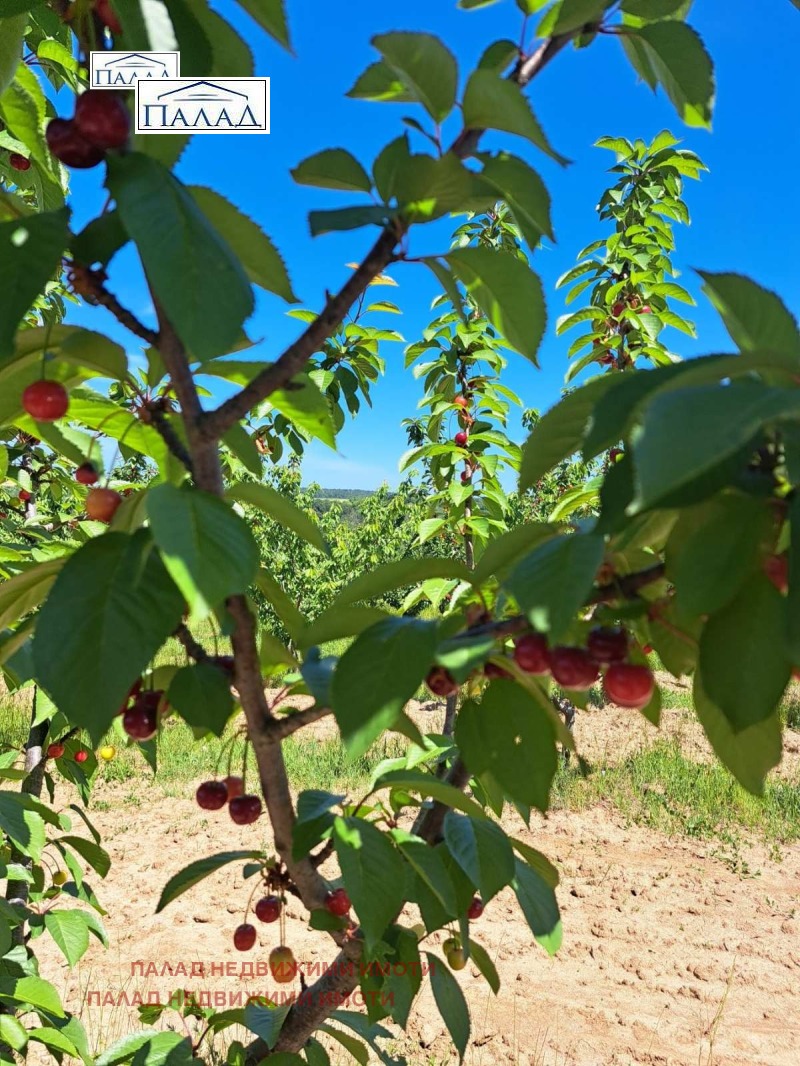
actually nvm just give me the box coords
[29,693,800,1065]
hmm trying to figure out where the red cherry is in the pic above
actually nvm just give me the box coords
[454,395,469,408]
[609,448,624,463]
[45,118,104,169]
[454,431,468,447]
[269,946,297,983]
[122,701,158,741]
[641,305,652,314]
[484,659,512,680]
[47,743,65,759]
[612,301,625,317]
[230,795,262,825]
[548,647,599,691]
[642,644,653,656]
[604,663,655,709]
[74,750,89,763]
[215,655,235,678]
[425,666,459,698]
[763,553,789,594]
[86,487,122,523]
[196,781,228,810]
[587,626,628,664]
[75,90,130,149]
[22,380,69,422]
[9,153,30,172]
[254,896,282,923]
[513,633,550,675]
[223,775,244,800]
[18,489,32,503]
[324,888,351,917]
[467,896,484,920]
[460,470,471,484]
[233,924,257,952]
[598,351,615,365]
[95,0,123,34]
[75,462,99,485]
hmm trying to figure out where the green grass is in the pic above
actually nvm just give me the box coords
[552,737,800,850]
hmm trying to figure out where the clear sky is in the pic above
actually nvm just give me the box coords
[64,0,800,489]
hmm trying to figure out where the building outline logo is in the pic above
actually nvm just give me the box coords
[135,77,270,135]
[89,51,180,89]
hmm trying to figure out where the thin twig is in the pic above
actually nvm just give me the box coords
[67,262,158,346]
[268,705,332,739]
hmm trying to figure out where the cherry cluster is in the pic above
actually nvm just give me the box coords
[20,382,122,522]
[118,680,166,742]
[452,394,478,484]
[196,776,263,825]
[428,626,655,710]
[46,90,130,170]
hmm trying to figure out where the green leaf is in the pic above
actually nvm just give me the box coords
[235,0,291,50]
[27,1027,82,1059]
[298,605,391,649]
[468,939,500,994]
[347,62,415,104]
[372,770,489,821]
[512,858,562,955]
[622,0,689,15]
[308,205,391,238]
[0,209,70,361]
[72,211,128,269]
[506,533,604,639]
[168,662,234,737]
[331,618,438,757]
[478,152,553,247]
[106,153,254,362]
[333,816,405,951]
[33,531,185,743]
[156,850,261,913]
[635,21,715,128]
[446,247,546,364]
[0,15,26,97]
[226,482,327,553]
[268,374,337,449]
[519,375,617,489]
[292,789,343,860]
[693,671,782,797]
[393,832,457,913]
[0,559,63,631]
[666,493,772,617]
[319,1028,368,1066]
[336,558,469,606]
[697,271,800,364]
[443,813,515,903]
[510,839,559,889]
[0,794,45,861]
[699,574,791,732]
[0,976,64,1018]
[189,187,298,303]
[243,1001,291,1049]
[424,952,470,1062]
[147,484,259,623]
[0,1015,27,1052]
[456,682,557,812]
[44,910,91,967]
[538,0,610,34]
[372,32,457,122]
[462,70,568,165]
[291,149,372,193]
[58,835,111,877]
[631,381,800,509]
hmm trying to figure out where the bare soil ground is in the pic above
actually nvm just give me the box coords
[32,687,800,1066]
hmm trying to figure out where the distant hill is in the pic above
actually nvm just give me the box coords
[311,487,376,501]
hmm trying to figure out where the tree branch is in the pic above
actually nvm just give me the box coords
[67,262,158,347]
[198,27,584,445]
[268,704,332,739]
[146,405,195,477]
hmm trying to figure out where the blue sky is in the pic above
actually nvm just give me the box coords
[64,0,800,489]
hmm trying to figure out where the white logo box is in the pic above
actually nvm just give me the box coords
[89,51,180,89]
[135,78,270,135]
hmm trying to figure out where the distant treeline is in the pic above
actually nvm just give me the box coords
[310,487,385,501]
